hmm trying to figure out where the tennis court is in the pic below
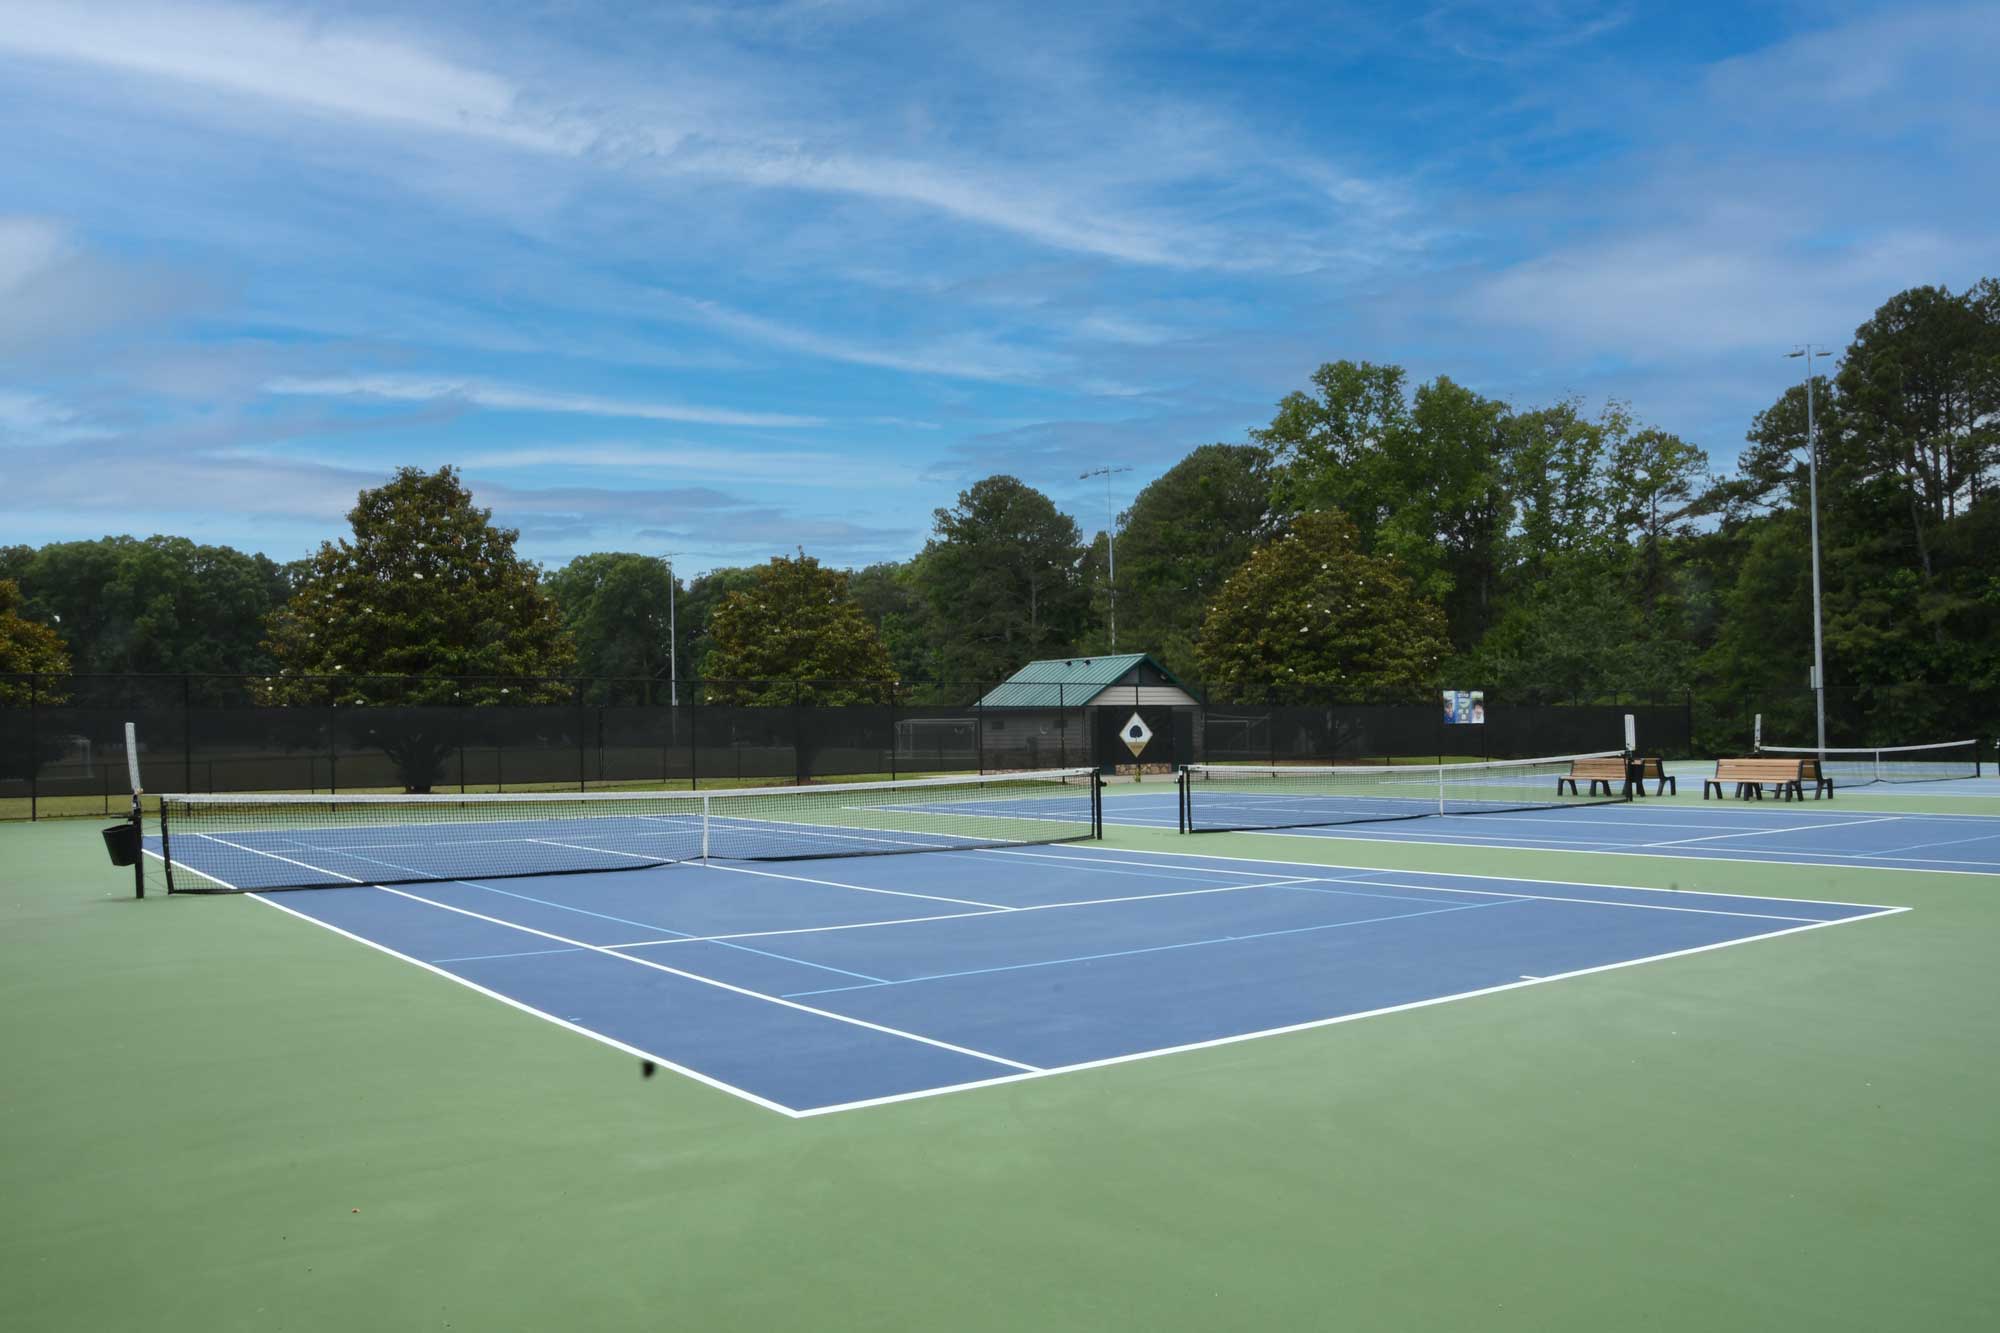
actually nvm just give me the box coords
[1105,788,2000,873]
[10,750,2000,1331]
[145,831,1897,1114]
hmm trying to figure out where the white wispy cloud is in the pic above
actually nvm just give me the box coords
[0,1,1415,275]
[653,291,1064,383]
[456,444,922,487]
[263,374,824,428]
[0,388,113,442]
[1,0,586,153]
[0,216,73,291]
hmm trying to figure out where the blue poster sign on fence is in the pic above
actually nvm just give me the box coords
[1441,690,1486,725]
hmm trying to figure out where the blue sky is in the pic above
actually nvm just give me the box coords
[1,1,1994,575]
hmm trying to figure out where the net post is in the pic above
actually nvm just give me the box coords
[1093,771,1104,840]
[126,723,145,898]
[182,673,193,796]
[1437,761,1446,816]
[700,792,711,860]
[130,795,146,898]
[159,797,177,894]
[27,670,38,822]
[1176,766,1187,834]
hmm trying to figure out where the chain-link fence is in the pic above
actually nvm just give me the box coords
[1,673,1702,818]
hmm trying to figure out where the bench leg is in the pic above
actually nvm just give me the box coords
[1703,780,1718,799]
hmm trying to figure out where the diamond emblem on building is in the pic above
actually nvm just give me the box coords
[1120,713,1153,758]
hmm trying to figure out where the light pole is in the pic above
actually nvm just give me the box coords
[1787,345,1834,755]
[659,552,683,707]
[1079,465,1132,649]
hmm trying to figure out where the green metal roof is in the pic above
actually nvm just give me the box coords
[978,653,1187,707]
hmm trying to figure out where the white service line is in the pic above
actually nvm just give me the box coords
[246,892,803,1117]
[604,875,1330,950]
[790,906,1909,1117]
[1852,830,2000,859]
[1640,815,1900,848]
[374,884,1042,1073]
[995,843,1909,911]
[693,860,1011,909]
[1200,824,1999,878]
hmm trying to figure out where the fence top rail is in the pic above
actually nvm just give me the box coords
[157,766,1099,806]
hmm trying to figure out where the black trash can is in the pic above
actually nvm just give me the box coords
[102,821,139,867]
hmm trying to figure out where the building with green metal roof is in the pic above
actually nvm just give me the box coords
[977,653,1198,709]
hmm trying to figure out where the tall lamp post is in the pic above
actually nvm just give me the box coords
[1079,465,1132,650]
[1787,345,1834,756]
[659,552,683,707]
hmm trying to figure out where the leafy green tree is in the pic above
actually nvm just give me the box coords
[1193,511,1448,701]
[543,553,677,694]
[1837,280,2000,577]
[678,566,760,682]
[1502,398,1617,580]
[8,535,291,677]
[917,476,1087,683]
[1108,444,1274,675]
[1606,427,1710,606]
[1694,279,2000,745]
[265,466,576,789]
[849,559,939,683]
[1257,363,1515,648]
[1259,360,1411,545]
[700,552,898,704]
[0,579,70,704]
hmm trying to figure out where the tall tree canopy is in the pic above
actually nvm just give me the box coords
[678,566,761,681]
[849,559,938,685]
[1194,511,1449,701]
[0,579,70,704]
[1105,444,1274,675]
[266,466,575,703]
[1258,363,1516,648]
[3,535,290,675]
[916,476,1087,683]
[543,553,678,693]
[701,552,897,704]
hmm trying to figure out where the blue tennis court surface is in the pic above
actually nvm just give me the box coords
[149,836,1901,1116]
[1104,786,2000,873]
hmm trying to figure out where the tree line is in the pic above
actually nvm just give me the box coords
[4,277,1995,745]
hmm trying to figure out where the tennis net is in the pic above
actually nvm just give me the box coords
[157,768,1101,893]
[1179,752,1632,834]
[1754,739,1981,786]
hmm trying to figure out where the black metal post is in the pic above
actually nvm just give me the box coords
[183,673,193,795]
[27,671,37,821]
[792,679,806,786]
[160,797,177,894]
[130,794,145,898]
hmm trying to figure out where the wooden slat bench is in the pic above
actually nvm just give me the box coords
[1703,758,1807,801]
[1558,756,1632,797]
[1631,756,1676,796]
[1800,759,1834,799]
